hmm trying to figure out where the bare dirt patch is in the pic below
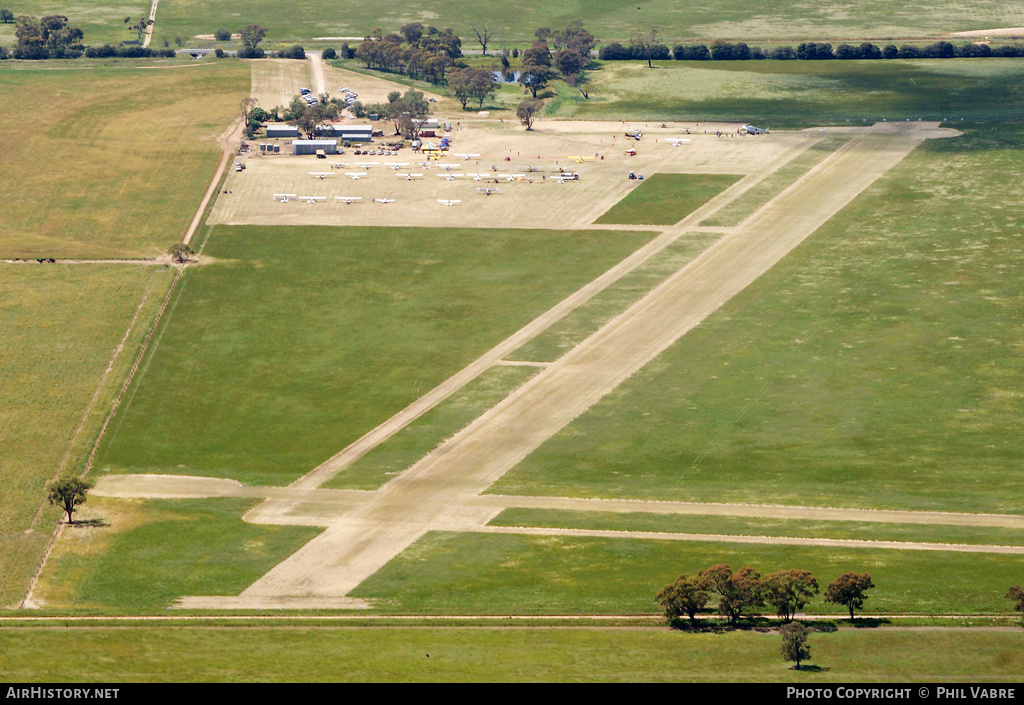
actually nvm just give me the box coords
[210,120,800,230]
[950,27,1024,37]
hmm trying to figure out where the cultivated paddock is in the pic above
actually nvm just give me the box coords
[210,120,807,230]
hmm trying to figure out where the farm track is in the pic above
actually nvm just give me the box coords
[93,120,969,609]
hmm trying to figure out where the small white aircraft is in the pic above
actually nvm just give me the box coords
[354,162,379,169]
[437,173,459,181]
[334,196,362,204]
[298,196,326,203]
[374,198,396,204]
[395,173,423,180]
[467,173,485,181]
[348,172,368,180]
[666,138,691,146]
[505,174,526,181]
[438,199,461,206]
[454,153,480,160]
[440,164,461,171]
[388,163,411,170]
[476,187,500,196]
[520,166,542,173]
[309,172,335,179]
[331,162,347,169]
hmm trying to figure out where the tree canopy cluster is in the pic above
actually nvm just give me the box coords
[356,24,462,84]
[657,565,875,627]
[601,37,1024,62]
[9,15,84,59]
[360,89,431,138]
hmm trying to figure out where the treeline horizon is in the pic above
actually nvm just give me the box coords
[601,39,1024,62]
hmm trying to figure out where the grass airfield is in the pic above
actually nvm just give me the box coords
[3,50,1024,681]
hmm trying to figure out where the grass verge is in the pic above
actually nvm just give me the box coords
[594,173,741,225]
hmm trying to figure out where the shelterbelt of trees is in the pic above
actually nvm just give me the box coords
[601,38,1024,63]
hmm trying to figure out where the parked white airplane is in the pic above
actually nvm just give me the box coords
[666,138,691,146]
[374,198,396,204]
[454,153,480,160]
[298,196,326,203]
[438,199,461,206]
[331,162,347,169]
[437,174,458,181]
[354,162,379,169]
[395,173,423,180]
[309,172,335,179]
[334,196,362,204]
[476,187,500,195]
[388,163,411,170]
[348,172,368,180]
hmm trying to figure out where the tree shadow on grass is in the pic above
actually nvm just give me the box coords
[68,518,109,528]
[792,665,829,673]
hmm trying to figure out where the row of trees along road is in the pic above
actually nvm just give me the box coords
[656,564,876,626]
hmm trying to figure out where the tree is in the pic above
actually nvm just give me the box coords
[824,572,875,621]
[399,22,424,45]
[779,622,812,670]
[519,63,558,99]
[239,24,267,50]
[1,9,15,23]
[168,243,193,263]
[471,22,497,55]
[762,569,819,623]
[516,98,542,130]
[1005,585,1024,619]
[214,27,231,41]
[656,573,710,627]
[47,477,94,524]
[448,67,497,109]
[702,564,763,626]
[321,47,336,60]
[630,25,662,68]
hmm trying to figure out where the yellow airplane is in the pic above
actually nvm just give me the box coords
[568,155,595,164]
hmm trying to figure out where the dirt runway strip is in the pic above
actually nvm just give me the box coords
[208,122,955,604]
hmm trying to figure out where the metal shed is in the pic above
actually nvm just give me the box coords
[292,139,339,155]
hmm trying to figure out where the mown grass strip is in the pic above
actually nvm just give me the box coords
[489,508,1024,547]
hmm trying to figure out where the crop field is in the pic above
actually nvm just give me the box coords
[33,0,1024,49]
[0,61,248,258]
[0,1,149,47]
[0,265,175,606]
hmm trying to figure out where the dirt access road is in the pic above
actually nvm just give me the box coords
[93,121,969,609]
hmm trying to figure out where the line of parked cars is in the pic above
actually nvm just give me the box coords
[299,87,319,106]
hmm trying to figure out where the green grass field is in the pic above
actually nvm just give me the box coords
[95,225,654,487]
[490,508,1024,547]
[0,626,1020,682]
[0,265,175,607]
[594,173,741,225]
[35,497,319,611]
[488,123,1024,515]
[0,61,247,258]
[352,532,1024,616]
[573,59,1024,125]
[33,0,1024,49]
